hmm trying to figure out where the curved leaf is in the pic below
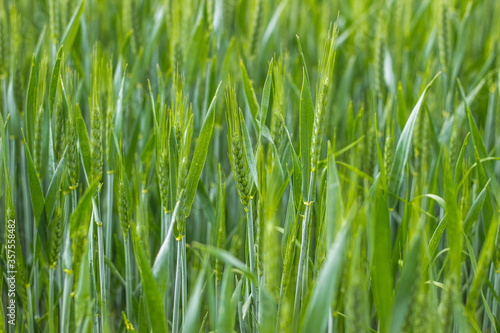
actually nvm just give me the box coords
[76,104,91,181]
[70,179,99,236]
[132,226,168,333]
[239,108,258,191]
[259,59,273,127]
[185,82,221,217]
[240,60,259,131]
[388,73,440,206]
[45,147,67,221]
[463,180,491,234]
[465,213,499,318]
[192,242,258,284]
[22,131,45,225]
[182,267,206,333]
[370,186,393,332]
[60,0,86,58]
[454,132,470,184]
[152,196,181,294]
[49,46,63,113]
[26,56,37,150]
[390,234,422,333]
[300,226,350,332]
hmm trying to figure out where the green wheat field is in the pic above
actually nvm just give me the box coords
[1,0,500,331]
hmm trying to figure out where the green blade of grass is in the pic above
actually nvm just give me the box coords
[389,233,422,333]
[185,82,221,217]
[25,55,37,151]
[76,104,92,180]
[465,213,499,319]
[299,67,314,198]
[44,148,66,221]
[69,179,99,236]
[463,180,491,234]
[443,151,462,279]
[240,60,260,132]
[388,73,440,206]
[454,132,470,185]
[132,225,168,333]
[239,108,258,191]
[300,225,350,332]
[22,130,45,225]
[152,195,180,294]
[60,0,86,58]
[259,59,273,128]
[325,142,343,243]
[182,265,206,333]
[49,46,63,113]
[370,184,394,332]
[458,80,499,205]
[192,242,259,284]
[114,70,127,141]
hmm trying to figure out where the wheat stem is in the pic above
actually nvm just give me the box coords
[246,200,258,320]
[294,171,315,325]
[61,190,76,332]
[124,231,133,322]
[181,236,187,326]
[173,240,182,333]
[88,212,100,332]
[27,282,35,333]
[93,194,109,332]
[105,172,114,305]
[48,269,55,332]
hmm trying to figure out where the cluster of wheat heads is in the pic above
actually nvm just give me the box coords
[1,0,500,332]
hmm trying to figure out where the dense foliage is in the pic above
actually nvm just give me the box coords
[1,0,500,332]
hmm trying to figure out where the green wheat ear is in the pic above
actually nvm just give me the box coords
[437,0,451,73]
[91,47,103,184]
[49,207,64,269]
[225,84,250,208]
[374,7,385,100]
[119,169,131,238]
[310,22,338,173]
[48,0,60,43]
[250,0,263,56]
[157,149,169,212]
[33,105,44,177]
[71,226,87,287]
[175,156,188,237]
[54,93,65,162]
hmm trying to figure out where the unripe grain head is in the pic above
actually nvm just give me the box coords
[157,149,169,212]
[225,85,251,208]
[91,48,103,184]
[54,95,65,162]
[119,171,131,238]
[49,207,64,269]
[310,23,337,172]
